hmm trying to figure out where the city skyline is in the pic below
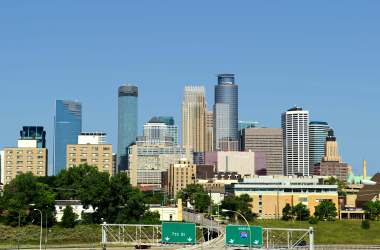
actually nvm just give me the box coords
[0,1,379,175]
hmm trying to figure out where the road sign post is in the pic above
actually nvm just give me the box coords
[161,222,196,244]
[225,225,263,247]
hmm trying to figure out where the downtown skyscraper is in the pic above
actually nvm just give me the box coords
[117,84,138,172]
[54,100,82,175]
[181,86,207,153]
[309,121,330,168]
[282,107,310,176]
[213,74,239,151]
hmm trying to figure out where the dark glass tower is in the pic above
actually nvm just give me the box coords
[54,100,82,175]
[117,84,138,172]
[20,126,46,148]
[213,74,239,150]
[309,121,330,167]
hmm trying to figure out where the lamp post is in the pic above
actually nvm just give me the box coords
[222,209,251,250]
[33,209,43,250]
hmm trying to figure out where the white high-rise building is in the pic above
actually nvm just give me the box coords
[281,107,310,176]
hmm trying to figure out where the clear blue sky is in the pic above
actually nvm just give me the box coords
[1,1,379,175]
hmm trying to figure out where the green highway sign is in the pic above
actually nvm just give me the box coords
[161,222,196,244]
[225,224,263,247]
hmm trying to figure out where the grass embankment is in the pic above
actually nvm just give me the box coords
[0,224,101,248]
[1,220,380,247]
[254,220,380,245]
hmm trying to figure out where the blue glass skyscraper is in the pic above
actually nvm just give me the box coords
[213,74,239,150]
[118,84,138,172]
[309,121,330,167]
[54,100,82,175]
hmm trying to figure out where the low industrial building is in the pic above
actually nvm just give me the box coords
[148,200,183,221]
[232,176,338,219]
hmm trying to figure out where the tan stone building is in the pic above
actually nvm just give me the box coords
[205,110,214,152]
[66,143,113,176]
[1,147,48,185]
[1,127,48,185]
[233,176,339,219]
[168,159,196,197]
[181,86,207,153]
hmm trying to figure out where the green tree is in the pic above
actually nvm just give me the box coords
[177,184,211,213]
[61,206,78,228]
[99,172,149,224]
[1,173,55,226]
[314,200,337,221]
[140,211,160,224]
[324,177,347,195]
[292,203,310,221]
[221,194,257,222]
[282,203,293,221]
[363,201,380,220]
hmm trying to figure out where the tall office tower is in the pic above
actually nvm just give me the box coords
[213,74,238,151]
[20,126,46,148]
[309,121,330,168]
[282,107,310,176]
[241,128,283,175]
[323,129,341,162]
[118,84,138,172]
[181,86,207,153]
[143,116,178,145]
[54,100,82,175]
[205,110,214,152]
[157,116,178,145]
[314,129,348,182]
[128,140,187,188]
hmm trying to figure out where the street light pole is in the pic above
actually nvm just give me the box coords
[45,207,48,250]
[33,209,43,250]
[222,209,251,250]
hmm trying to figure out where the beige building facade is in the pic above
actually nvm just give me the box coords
[181,86,207,153]
[66,144,113,175]
[205,110,214,152]
[1,147,48,185]
[168,159,196,197]
[233,176,339,219]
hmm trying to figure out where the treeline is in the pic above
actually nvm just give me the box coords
[0,164,159,227]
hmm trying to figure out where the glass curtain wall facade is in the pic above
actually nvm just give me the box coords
[54,100,82,175]
[117,84,138,172]
[213,74,238,151]
[145,116,178,145]
[309,121,330,168]
[20,126,46,148]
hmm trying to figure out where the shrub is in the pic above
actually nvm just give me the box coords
[308,216,319,225]
[61,206,78,228]
[361,220,370,230]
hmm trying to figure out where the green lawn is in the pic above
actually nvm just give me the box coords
[1,220,380,247]
[253,220,380,245]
